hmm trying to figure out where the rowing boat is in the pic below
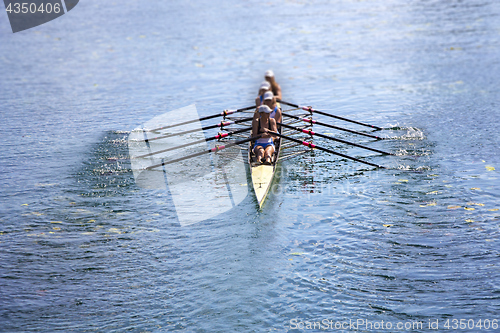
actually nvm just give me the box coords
[248,120,282,208]
[129,97,389,221]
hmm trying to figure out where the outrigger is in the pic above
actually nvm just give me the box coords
[131,94,393,209]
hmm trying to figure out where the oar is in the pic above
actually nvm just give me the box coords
[145,135,261,170]
[277,122,394,156]
[140,106,256,132]
[132,127,251,159]
[277,100,383,130]
[281,113,385,140]
[133,116,254,143]
[269,131,386,169]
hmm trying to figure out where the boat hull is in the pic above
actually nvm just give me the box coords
[251,164,276,207]
[248,126,282,208]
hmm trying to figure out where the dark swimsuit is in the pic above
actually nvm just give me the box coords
[253,118,275,150]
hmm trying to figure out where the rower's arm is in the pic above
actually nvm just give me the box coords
[251,117,258,137]
[270,119,278,140]
[251,110,259,135]
[275,108,282,125]
[275,85,282,100]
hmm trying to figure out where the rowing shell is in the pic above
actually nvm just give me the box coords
[248,122,282,208]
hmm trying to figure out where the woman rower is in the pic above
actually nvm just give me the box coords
[253,81,271,123]
[252,90,282,128]
[264,70,282,100]
[255,81,271,106]
[262,91,282,124]
[252,105,277,165]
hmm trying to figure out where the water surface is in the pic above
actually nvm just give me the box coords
[1,0,499,331]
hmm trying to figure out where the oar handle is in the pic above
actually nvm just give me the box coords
[234,105,257,112]
[278,99,383,130]
[270,131,386,169]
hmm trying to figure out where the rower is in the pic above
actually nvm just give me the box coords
[253,81,271,123]
[255,81,271,106]
[252,105,277,165]
[252,90,282,126]
[262,91,282,124]
[264,70,282,100]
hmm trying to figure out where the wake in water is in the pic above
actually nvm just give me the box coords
[384,123,432,171]
[396,164,432,172]
[386,123,426,141]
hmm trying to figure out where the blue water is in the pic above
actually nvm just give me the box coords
[1,0,499,332]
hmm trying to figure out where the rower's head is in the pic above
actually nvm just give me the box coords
[264,70,275,83]
[258,105,272,118]
[258,81,270,95]
[263,91,275,107]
